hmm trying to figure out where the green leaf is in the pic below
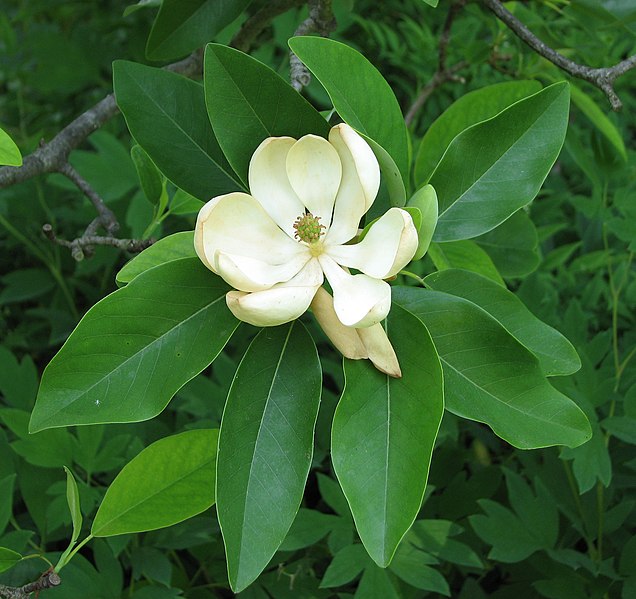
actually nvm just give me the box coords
[393,286,591,449]
[131,144,165,208]
[569,82,626,161]
[289,37,409,195]
[217,323,322,592]
[414,80,542,184]
[389,542,449,595]
[0,547,22,573]
[601,416,636,444]
[168,189,204,215]
[0,126,22,166]
[332,305,444,567]
[427,241,505,286]
[146,0,252,60]
[430,82,570,241]
[92,429,217,536]
[0,474,15,535]
[356,564,400,599]
[64,466,83,544]
[116,232,196,286]
[560,425,611,494]
[406,184,438,260]
[204,44,329,186]
[424,269,580,376]
[410,519,482,568]
[474,210,540,278]
[113,60,242,201]
[320,544,369,588]
[421,0,439,6]
[30,258,238,432]
[279,508,339,551]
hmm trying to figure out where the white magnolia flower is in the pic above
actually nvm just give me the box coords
[194,124,418,377]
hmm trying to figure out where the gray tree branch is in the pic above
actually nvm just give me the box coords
[481,0,636,110]
[0,571,61,599]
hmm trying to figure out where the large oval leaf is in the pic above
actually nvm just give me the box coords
[92,429,218,536]
[204,44,329,186]
[332,305,444,567]
[424,269,580,376]
[217,322,321,592]
[30,258,239,432]
[289,37,409,196]
[414,80,542,184]
[113,61,243,200]
[430,82,570,242]
[146,0,253,60]
[0,126,22,167]
[393,286,591,449]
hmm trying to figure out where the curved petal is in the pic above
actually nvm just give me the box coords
[357,324,401,378]
[325,124,380,245]
[326,208,418,279]
[311,287,368,360]
[195,192,304,279]
[215,250,310,293]
[286,134,342,228]
[319,254,391,328]
[225,259,323,327]
[249,137,305,239]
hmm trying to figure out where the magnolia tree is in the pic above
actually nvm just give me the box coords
[1,0,634,596]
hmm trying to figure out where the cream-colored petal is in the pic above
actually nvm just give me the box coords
[195,192,303,277]
[225,259,323,327]
[310,287,368,359]
[319,254,391,328]
[357,324,402,378]
[215,250,310,293]
[327,208,418,279]
[326,124,380,245]
[286,134,342,228]
[249,137,305,239]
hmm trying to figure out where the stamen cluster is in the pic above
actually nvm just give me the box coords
[293,212,325,244]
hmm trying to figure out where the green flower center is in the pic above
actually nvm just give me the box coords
[293,211,325,244]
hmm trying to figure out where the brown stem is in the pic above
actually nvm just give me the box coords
[0,571,61,599]
[481,0,636,110]
[289,0,337,91]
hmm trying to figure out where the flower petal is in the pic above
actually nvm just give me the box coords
[319,254,391,327]
[249,137,305,239]
[225,259,323,327]
[310,287,368,359]
[357,324,402,378]
[325,124,380,245]
[195,192,304,278]
[215,250,310,293]
[327,207,418,279]
[286,134,342,227]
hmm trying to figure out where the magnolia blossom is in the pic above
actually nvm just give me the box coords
[194,124,418,377]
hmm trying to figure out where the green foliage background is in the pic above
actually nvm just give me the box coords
[0,0,634,597]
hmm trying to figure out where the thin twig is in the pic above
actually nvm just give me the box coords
[0,571,61,599]
[42,224,154,262]
[481,0,636,110]
[289,0,337,91]
[405,1,467,126]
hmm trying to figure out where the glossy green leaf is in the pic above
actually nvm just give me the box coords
[64,466,82,544]
[430,82,570,241]
[389,542,449,595]
[428,240,504,286]
[406,184,438,260]
[320,544,369,588]
[424,269,580,376]
[30,258,238,432]
[113,60,242,201]
[289,37,409,187]
[204,44,329,186]
[393,286,591,449]
[410,520,482,568]
[168,189,204,215]
[414,80,542,184]
[131,144,165,208]
[217,322,322,592]
[474,210,540,278]
[0,547,22,573]
[116,232,196,286]
[421,0,439,6]
[92,429,218,536]
[0,474,15,535]
[356,564,400,599]
[332,305,443,567]
[0,126,22,166]
[569,82,626,161]
[146,0,252,60]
